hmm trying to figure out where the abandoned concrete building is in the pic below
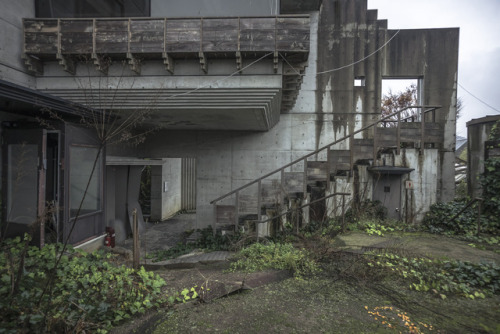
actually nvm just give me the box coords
[0,0,459,247]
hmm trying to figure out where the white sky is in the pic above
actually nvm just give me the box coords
[368,0,500,137]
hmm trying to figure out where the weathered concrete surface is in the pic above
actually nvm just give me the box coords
[105,1,458,229]
[334,231,500,264]
[36,66,283,131]
[0,0,35,88]
[151,159,182,221]
[11,0,459,232]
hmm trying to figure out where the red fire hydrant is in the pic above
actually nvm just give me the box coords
[105,227,116,248]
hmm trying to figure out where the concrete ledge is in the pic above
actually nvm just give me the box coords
[74,233,106,252]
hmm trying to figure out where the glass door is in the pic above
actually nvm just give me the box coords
[2,128,53,247]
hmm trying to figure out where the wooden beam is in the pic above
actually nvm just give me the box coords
[273,51,279,73]
[56,53,76,75]
[162,52,174,74]
[126,52,141,74]
[199,51,207,73]
[22,54,43,75]
[91,53,109,75]
[236,51,242,71]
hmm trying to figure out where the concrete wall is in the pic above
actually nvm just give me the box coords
[0,0,36,88]
[151,0,280,17]
[150,159,182,221]
[5,0,459,230]
[398,149,439,223]
[105,1,458,228]
[467,115,500,198]
[384,28,459,203]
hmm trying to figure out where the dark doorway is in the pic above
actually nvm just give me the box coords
[2,128,61,246]
[372,174,402,220]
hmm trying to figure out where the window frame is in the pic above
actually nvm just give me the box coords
[68,144,103,219]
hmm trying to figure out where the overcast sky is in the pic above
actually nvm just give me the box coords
[368,0,500,138]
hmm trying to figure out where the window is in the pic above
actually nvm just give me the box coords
[354,77,365,87]
[36,0,150,18]
[381,78,422,124]
[69,146,102,217]
[7,144,38,224]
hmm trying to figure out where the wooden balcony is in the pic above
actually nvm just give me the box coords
[22,16,310,75]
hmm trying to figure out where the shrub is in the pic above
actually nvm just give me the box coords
[0,236,167,333]
[368,253,500,299]
[228,242,320,278]
[345,200,388,227]
[421,200,486,235]
[480,156,500,231]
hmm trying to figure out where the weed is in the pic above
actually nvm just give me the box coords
[228,242,320,278]
[0,235,168,333]
[146,226,249,262]
[368,252,500,299]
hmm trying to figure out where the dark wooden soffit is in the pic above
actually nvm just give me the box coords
[22,15,310,75]
[0,79,101,122]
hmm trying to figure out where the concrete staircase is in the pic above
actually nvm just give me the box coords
[211,106,443,235]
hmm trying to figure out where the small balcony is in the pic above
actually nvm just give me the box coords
[23,15,309,75]
[23,16,310,130]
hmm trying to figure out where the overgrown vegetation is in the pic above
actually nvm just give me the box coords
[228,242,320,278]
[480,152,500,229]
[0,236,167,333]
[345,199,388,225]
[146,226,250,262]
[368,253,500,299]
[422,200,485,235]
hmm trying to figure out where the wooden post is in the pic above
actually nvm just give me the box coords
[234,191,239,232]
[132,208,140,269]
[341,194,346,233]
[420,107,425,152]
[396,110,401,155]
[477,200,482,237]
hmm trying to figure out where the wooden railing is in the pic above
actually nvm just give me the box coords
[22,15,310,75]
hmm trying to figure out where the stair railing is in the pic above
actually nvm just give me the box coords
[210,105,441,231]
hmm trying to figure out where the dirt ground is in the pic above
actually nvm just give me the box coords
[113,232,500,334]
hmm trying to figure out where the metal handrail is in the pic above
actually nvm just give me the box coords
[211,105,441,204]
[254,192,351,225]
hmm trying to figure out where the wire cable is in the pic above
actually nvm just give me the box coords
[458,83,500,114]
[317,30,401,75]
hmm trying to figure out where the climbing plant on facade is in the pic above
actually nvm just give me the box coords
[480,120,500,231]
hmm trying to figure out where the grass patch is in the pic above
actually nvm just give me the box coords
[228,242,320,278]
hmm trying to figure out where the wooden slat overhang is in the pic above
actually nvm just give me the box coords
[23,15,310,74]
[23,16,310,114]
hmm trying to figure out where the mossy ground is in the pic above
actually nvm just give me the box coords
[153,277,500,333]
[123,232,500,334]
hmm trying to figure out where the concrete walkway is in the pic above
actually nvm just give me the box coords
[114,213,232,268]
